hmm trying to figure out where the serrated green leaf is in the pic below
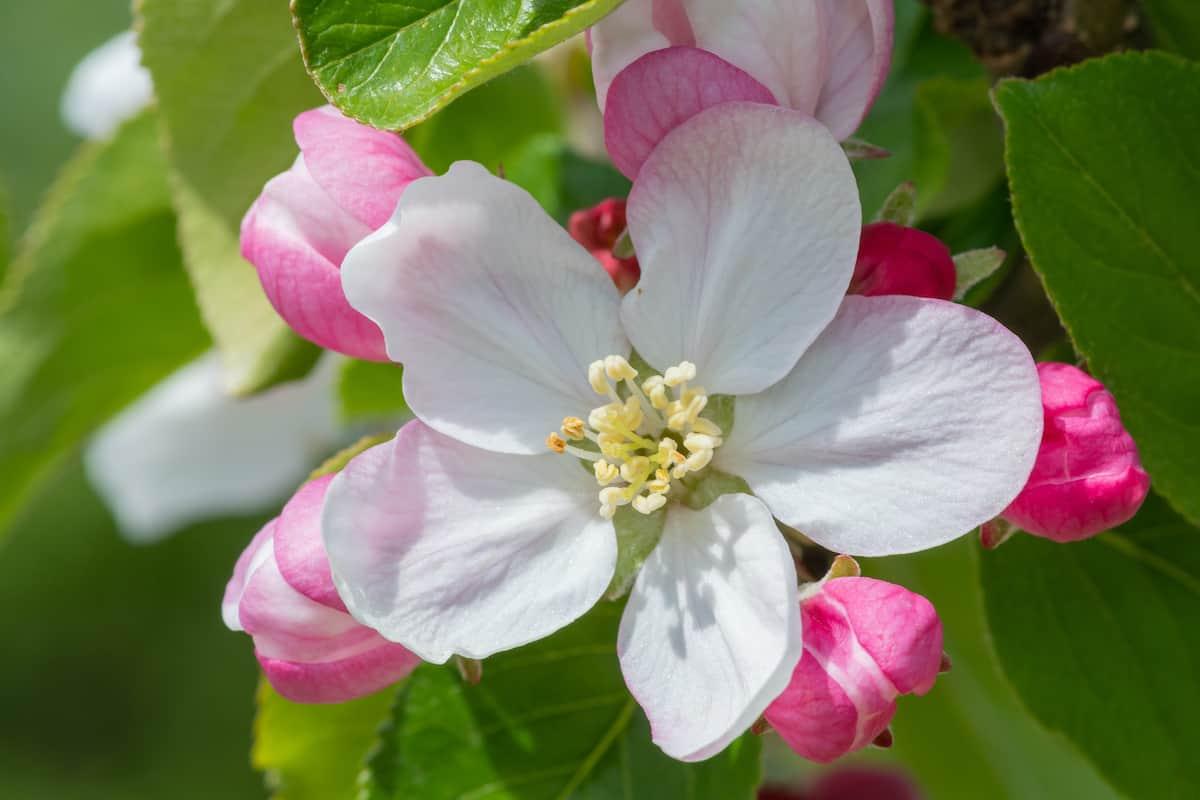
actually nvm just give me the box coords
[338,359,408,426]
[997,52,1200,526]
[362,604,762,799]
[952,247,1006,301]
[293,0,625,132]
[254,680,401,800]
[138,0,324,395]
[0,111,208,537]
[979,494,1200,799]
[1142,0,1200,58]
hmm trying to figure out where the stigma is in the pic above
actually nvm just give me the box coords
[547,355,724,519]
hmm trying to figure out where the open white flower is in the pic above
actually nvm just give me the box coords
[322,103,1042,761]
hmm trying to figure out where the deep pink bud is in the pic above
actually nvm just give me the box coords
[222,476,419,703]
[765,577,943,764]
[759,767,922,800]
[241,106,431,361]
[850,222,957,300]
[567,198,641,293]
[1001,362,1150,542]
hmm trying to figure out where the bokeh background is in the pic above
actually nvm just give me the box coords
[0,1,1130,798]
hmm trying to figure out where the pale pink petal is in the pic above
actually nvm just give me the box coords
[814,0,895,140]
[258,643,420,704]
[294,106,431,230]
[241,159,388,361]
[222,519,276,632]
[604,46,775,179]
[273,475,345,612]
[341,162,628,455]
[322,423,617,663]
[618,494,801,761]
[621,103,860,395]
[591,1,894,140]
[717,296,1043,556]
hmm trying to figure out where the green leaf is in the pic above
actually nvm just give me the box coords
[0,178,9,280]
[507,138,631,222]
[1142,0,1200,58]
[952,247,1007,301]
[337,359,409,426]
[254,680,400,800]
[363,604,762,799]
[997,52,1200,526]
[979,494,1200,799]
[293,0,625,132]
[138,0,324,394]
[912,77,1005,220]
[0,111,208,536]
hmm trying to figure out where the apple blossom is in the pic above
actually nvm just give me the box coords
[765,577,943,763]
[568,197,641,293]
[61,31,154,140]
[241,106,431,361]
[85,354,344,543]
[592,1,894,177]
[998,362,1150,542]
[850,222,958,300]
[223,476,420,703]
[322,102,1041,761]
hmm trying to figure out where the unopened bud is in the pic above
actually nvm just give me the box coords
[765,577,943,763]
[568,198,641,294]
[999,363,1149,543]
[849,222,956,301]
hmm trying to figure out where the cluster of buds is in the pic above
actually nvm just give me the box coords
[568,198,641,294]
[548,355,722,519]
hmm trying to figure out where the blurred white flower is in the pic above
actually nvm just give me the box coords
[85,354,344,544]
[60,30,154,140]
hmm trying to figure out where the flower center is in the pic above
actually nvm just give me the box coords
[546,355,724,520]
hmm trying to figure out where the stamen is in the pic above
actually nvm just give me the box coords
[553,358,724,519]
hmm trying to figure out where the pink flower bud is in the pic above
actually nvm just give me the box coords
[759,767,922,800]
[1001,362,1150,542]
[241,106,431,361]
[765,577,943,764]
[222,475,419,703]
[849,222,957,301]
[568,198,641,293]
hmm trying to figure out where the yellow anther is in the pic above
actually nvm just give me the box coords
[633,493,668,515]
[684,432,720,452]
[604,355,638,381]
[664,361,697,387]
[546,433,567,453]
[588,361,610,395]
[620,456,652,484]
[647,468,672,494]
[691,417,723,437]
[600,486,631,508]
[562,416,586,440]
[594,460,619,486]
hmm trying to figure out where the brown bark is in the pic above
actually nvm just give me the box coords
[922,0,1143,76]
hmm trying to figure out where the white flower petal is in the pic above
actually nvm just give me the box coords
[618,493,801,762]
[61,31,154,141]
[341,162,628,455]
[84,353,343,543]
[322,422,617,663]
[621,103,861,395]
[716,296,1043,556]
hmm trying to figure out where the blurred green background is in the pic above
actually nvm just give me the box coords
[0,1,1126,798]
[0,2,262,797]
